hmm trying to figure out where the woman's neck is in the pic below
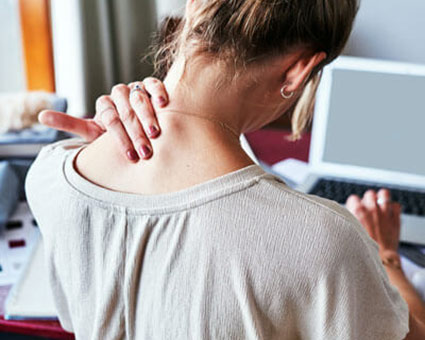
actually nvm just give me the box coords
[162,56,245,134]
[75,59,255,195]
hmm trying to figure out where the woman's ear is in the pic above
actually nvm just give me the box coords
[284,52,327,93]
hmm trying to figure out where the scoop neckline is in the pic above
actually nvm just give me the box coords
[63,145,272,214]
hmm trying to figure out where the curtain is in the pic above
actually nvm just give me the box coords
[51,0,157,117]
[80,0,157,116]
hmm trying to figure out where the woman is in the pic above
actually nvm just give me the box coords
[25,0,424,338]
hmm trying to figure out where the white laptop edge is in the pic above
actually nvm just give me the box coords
[308,56,425,191]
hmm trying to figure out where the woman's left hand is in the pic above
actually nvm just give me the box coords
[38,78,168,161]
[346,189,402,255]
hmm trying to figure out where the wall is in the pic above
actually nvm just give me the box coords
[344,0,425,65]
[0,0,25,92]
[156,0,425,65]
[156,0,185,20]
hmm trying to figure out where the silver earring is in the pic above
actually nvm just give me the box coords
[280,85,294,99]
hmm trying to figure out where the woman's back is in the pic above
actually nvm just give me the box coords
[25,138,408,340]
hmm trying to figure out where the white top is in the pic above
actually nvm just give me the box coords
[25,138,409,340]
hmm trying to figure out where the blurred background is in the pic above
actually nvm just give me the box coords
[1,0,424,122]
[0,1,425,339]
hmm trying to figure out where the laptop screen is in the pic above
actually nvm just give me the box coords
[322,68,425,176]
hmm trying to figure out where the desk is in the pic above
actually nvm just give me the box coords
[0,128,307,339]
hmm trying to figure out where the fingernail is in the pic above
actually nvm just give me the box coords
[148,125,159,138]
[158,96,167,107]
[127,149,139,162]
[140,145,152,159]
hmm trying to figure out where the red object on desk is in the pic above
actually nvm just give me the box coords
[0,286,74,339]
[8,239,26,248]
[245,129,311,165]
[0,128,310,339]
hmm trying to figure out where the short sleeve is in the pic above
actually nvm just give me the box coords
[25,138,87,332]
[25,137,88,233]
[300,217,410,340]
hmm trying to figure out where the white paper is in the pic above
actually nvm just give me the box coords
[5,237,57,319]
[240,134,259,165]
[271,158,309,186]
[0,202,39,286]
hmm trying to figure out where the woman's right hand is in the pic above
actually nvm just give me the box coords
[346,189,402,255]
[347,190,425,339]
[39,77,169,162]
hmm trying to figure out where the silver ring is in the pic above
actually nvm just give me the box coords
[377,197,391,206]
[130,84,144,96]
[280,85,294,99]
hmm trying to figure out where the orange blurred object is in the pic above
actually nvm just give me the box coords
[19,0,55,92]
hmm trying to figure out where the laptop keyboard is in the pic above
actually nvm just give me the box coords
[309,178,425,216]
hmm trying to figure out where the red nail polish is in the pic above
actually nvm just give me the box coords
[148,126,159,137]
[158,96,167,107]
[127,150,139,161]
[140,145,152,159]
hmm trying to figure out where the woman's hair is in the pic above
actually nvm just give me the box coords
[152,0,359,139]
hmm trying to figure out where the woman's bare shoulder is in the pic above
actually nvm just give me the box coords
[74,132,132,191]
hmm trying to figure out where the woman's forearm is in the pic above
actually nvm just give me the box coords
[387,266,425,319]
[383,253,425,336]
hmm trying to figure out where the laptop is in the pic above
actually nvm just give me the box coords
[296,56,425,245]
